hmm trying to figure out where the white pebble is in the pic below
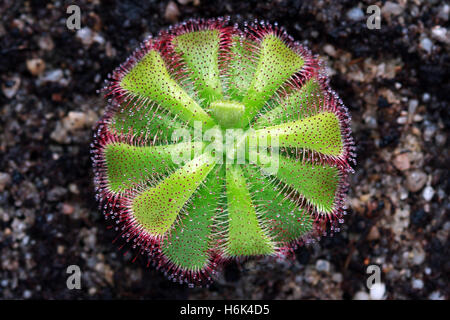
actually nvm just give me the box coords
[412,248,426,265]
[323,44,337,57]
[23,290,32,299]
[431,26,448,43]
[347,7,364,21]
[354,291,370,300]
[422,93,430,102]
[412,278,424,290]
[370,283,386,300]
[76,27,95,46]
[429,291,445,300]
[41,69,63,83]
[396,116,407,124]
[408,99,418,114]
[382,1,403,16]
[422,186,435,201]
[315,259,331,272]
[420,38,433,53]
[332,273,343,283]
[437,4,449,21]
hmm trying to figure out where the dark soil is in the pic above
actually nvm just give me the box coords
[0,0,448,299]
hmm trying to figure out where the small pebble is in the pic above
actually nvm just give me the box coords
[63,111,88,132]
[41,69,63,83]
[47,186,67,202]
[76,27,95,47]
[367,225,380,241]
[412,278,423,290]
[405,171,427,192]
[346,7,364,21]
[353,291,370,300]
[23,290,32,299]
[393,153,410,171]
[431,26,448,43]
[429,291,445,300]
[0,172,12,192]
[69,183,80,194]
[396,116,407,125]
[382,1,404,17]
[437,4,449,21]
[412,248,426,265]
[38,35,54,51]
[413,114,423,122]
[165,1,180,23]
[331,273,343,283]
[62,203,75,215]
[408,99,418,115]
[50,122,69,144]
[369,283,386,300]
[93,34,105,45]
[2,76,20,98]
[315,259,331,273]
[423,123,437,141]
[57,245,65,255]
[435,133,446,147]
[422,93,430,102]
[399,190,408,200]
[26,58,46,76]
[323,44,336,57]
[420,38,433,54]
[422,186,435,201]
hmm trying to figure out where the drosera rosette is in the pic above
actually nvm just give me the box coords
[91,17,355,287]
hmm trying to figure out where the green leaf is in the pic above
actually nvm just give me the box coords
[242,165,313,243]
[253,78,323,128]
[239,34,304,127]
[131,153,216,237]
[252,153,340,213]
[210,100,245,128]
[105,142,204,192]
[173,30,223,104]
[109,100,190,144]
[162,166,224,271]
[249,111,343,157]
[120,50,216,128]
[224,164,275,256]
[226,36,258,100]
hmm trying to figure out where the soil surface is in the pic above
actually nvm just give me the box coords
[0,0,448,299]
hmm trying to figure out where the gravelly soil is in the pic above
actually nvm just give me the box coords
[0,0,448,300]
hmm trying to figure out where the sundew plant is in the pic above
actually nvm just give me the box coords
[91,18,355,286]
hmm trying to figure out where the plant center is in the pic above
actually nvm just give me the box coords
[210,100,245,129]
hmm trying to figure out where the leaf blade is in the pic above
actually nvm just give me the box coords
[224,165,275,256]
[131,153,216,237]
